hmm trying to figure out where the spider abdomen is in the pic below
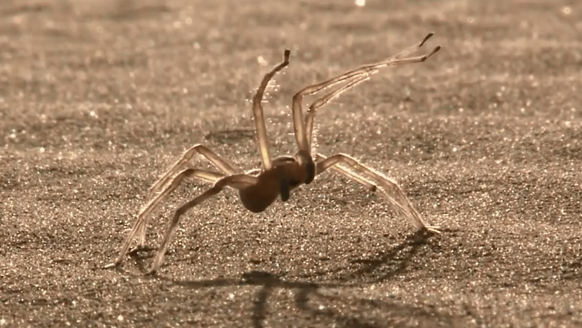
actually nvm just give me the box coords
[238,170,281,213]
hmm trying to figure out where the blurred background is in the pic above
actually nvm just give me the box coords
[2,0,580,147]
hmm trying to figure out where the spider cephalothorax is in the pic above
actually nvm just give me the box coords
[106,33,441,274]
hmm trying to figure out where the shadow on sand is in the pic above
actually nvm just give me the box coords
[126,230,462,328]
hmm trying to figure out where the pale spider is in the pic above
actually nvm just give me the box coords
[106,33,441,274]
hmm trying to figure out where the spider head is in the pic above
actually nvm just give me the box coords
[304,161,315,184]
[279,179,291,201]
[279,176,303,202]
[272,156,305,202]
[294,150,316,185]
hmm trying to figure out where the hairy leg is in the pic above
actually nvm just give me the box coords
[291,33,440,155]
[148,174,258,274]
[106,168,225,268]
[251,49,291,171]
[147,144,239,200]
[316,153,439,233]
[305,75,371,153]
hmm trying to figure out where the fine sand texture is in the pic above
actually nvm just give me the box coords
[1,0,581,327]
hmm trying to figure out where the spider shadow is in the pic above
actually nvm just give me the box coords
[346,228,441,283]
[158,230,454,328]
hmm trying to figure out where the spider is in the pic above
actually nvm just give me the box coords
[106,33,441,274]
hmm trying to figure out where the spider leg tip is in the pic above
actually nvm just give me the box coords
[424,226,441,235]
[420,32,435,46]
[103,261,122,269]
[425,46,442,59]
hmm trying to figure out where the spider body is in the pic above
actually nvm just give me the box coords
[106,33,442,274]
[239,155,311,212]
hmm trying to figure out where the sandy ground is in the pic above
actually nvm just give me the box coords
[1,0,581,327]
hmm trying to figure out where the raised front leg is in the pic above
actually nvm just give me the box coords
[290,33,440,156]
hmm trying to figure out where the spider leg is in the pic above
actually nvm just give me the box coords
[315,153,377,191]
[148,144,240,200]
[315,153,440,234]
[142,145,241,244]
[148,174,258,274]
[291,32,440,155]
[106,168,225,269]
[305,74,372,153]
[251,49,291,171]
[392,32,439,60]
